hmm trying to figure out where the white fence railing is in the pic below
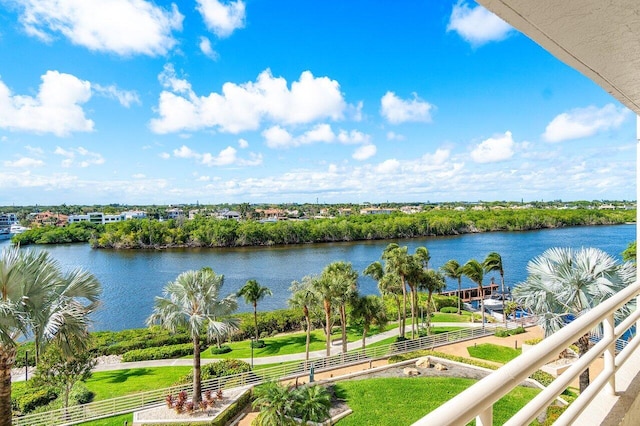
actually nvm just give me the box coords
[413,280,640,426]
[13,322,518,426]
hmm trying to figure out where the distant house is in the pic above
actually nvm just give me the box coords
[598,204,616,210]
[166,208,185,219]
[218,210,241,220]
[122,210,147,220]
[256,208,286,220]
[68,212,125,224]
[360,207,395,215]
[29,211,69,227]
[400,205,421,214]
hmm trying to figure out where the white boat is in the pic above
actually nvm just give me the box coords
[483,291,512,310]
[0,228,10,240]
[9,224,30,235]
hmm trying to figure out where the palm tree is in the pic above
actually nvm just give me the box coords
[320,261,358,353]
[293,385,332,424]
[382,244,410,338]
[418,269,446,334]
[237,279,272,342]
[288,276,319,362]
[365,261,403,338]
[350,295,388,350]
[462,259,485,329]
[0,247,101,426]
[440,259,463,314]
[147,268,238,405]
[252,381,296,426]
[513,247,635,393]
[483,252,506,325]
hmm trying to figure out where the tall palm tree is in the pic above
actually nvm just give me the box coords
[147,268,238,404]
[440,259,463,314]
[0,247,101,426]
[237,279,272,342]
[320,261,358,353]
[350,295,388,350]
[288,276,319,362]
[513,247,635,393]
[483,252,506,324]
[365,261,403,338]
[382,244,410,338]
[462,259,485,329]
[418,269,446,334]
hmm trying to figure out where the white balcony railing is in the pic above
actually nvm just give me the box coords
[413,279,640,426]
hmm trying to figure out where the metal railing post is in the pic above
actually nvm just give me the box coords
[604,313,616,395]
[477,406,493,426]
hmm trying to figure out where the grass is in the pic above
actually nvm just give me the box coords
[467,343,522,364]
[79,414,132,425]
[334,377,540,425]
[200,324,394,359]
[430,311,478,323]
[85,366,191,400]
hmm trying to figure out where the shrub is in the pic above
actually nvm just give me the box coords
[495,329,510,338]
[91,327,193,356]
[12,386,58,413]
[251,339,266,348]
[495,326,526,338]
[432,295,459,311]
[389,350,499,371]
[210,345,232,355]
[122,343,197,362]
[529,370,555,387]
[70,382,94,405]
[174,359,252,385]
[524,338,542,345]
[440,307,458,313]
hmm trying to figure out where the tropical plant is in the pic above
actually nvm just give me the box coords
[293,384,332,424]
[382,244,411,338]
[513,247,636,392]
[622,241,636,265]
[350,295,388,350]
[237,279,272,342]
[440,259,463,314]
[318,261,359,353]
[252,381,296,426]
[365,261,403,338]
[0,247,101,426]
[419,269,446,333]
[146,268,238,404]
[483,252,505,325]
[462,259,485,329]
[288,276,320,362]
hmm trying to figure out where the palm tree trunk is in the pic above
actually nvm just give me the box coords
[0,346,16,426]
[253,302,259,341]
[362,326,368,351]
[192,336,202,405]
[401,278,407,338]
[426,291,433,335]
[478,284,485,330]
[324,299,331,357]
[577,335,591,393]
[457,278,462,315]
[501,273,506,326]
[340,306,348,353]
[410,287,416,339]
[394,296,402,337]
[304,307,310,362]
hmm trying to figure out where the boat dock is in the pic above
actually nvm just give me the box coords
[441,283,499,302]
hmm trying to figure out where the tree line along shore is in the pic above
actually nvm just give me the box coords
[10,208,635,249]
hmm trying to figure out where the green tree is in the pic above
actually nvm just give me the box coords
[350,295,387,350]
[293,384,332,424]
[513,247,635,392]
[483,252,505,325]
[0,247,101,426]
[382,244,411,338]
[319,261,358,353]
[237,279,272,342]
[288,276,319,362]
[33,343,96,409]
[419,269,446,334]
[364,261,404,338]
[462,259,486,329]
[622,241,636,264]
[147,268,238,405]
[252,381,296,426]
[440,259,463,314]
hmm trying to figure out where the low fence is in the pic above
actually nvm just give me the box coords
[13,322,523,426]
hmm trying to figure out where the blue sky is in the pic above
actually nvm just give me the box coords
[0,0,635,205]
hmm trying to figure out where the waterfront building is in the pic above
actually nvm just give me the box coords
[68,212,125,224]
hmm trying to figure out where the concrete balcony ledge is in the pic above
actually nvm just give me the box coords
[575,345,640,426]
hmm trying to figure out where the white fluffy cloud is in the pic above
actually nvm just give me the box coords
[199,36,219,60]
[93,84,140,107]
[447,1,513,46]
[470,131,515,163]
[4,157,45,168]
[172,144,262,167]
[150,67,347,134]
[380,92,434,124]
[17,0,183,56]
[353,144,377,161]
[0,71,93,136]
[543,104,630,142]
[54,146,105,167]
[238,138,249,149]
[196,0,245,38]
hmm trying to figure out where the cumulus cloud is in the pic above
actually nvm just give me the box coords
[196,0,245,38]
[199,36,219,60]
[543,104,630,142]
[159,152,171,159]
[376,159,400,174]
[353,144,377,161]
[0,70,93,136]
[4,157,45,168]
[150,67,347,134]
[380,92,434,124]
[17,0,183,56]
[470,131,515,163]
[54,146,104,167]
[93,84,140,107]
[447,1,513,46]
[172,144,262,167]
[238,138,249,148]
[386,131,405,141]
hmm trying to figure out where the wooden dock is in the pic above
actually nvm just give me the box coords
[441,283,499,302]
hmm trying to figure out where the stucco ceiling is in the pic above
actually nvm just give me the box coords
[478,0,640,115]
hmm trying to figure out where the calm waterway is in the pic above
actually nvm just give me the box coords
[0,224,635,331]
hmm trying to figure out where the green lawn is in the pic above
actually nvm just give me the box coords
[467,343,522,364]
[334,377,540,425]
[200,325,394,359]
[430,311,479,323]
[85,366,191,400]
[79,414,132,426]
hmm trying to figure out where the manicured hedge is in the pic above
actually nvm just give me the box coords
[122,343,198,362]
[91,327,192,356]
[12,386,58,414]
[210,345,232,355]
[175,359,252,385]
